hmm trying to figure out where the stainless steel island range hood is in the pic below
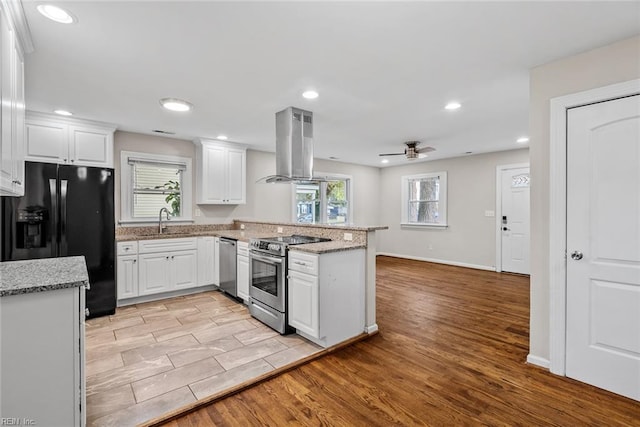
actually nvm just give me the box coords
[258,107,324,184]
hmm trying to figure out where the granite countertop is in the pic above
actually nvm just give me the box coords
[289,241,366,254]
[117,230,279,243]
[234,219,388,232]
[0,256,89,297]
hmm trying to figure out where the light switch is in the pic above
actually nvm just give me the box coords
[485,210,495,217]
[195,208,201,217]
[240,224,245,230]
[344,232,353,241]
[277,227,283,233]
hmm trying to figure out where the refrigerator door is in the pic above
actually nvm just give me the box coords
[58,165,115,318]
[1,162,59,261]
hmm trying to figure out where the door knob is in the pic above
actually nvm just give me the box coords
[571,251,583,260]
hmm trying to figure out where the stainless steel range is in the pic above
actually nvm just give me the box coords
[248,235,329,334]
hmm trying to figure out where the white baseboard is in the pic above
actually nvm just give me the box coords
[365,324,379,334]
[376,252,495,272]
[526,354,550,369]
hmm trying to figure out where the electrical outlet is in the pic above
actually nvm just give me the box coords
[428,244,433,250]
[344,232,353,241]
[277,227,283,233]
[240,224,245,230]
[195,208,201,217]
[485,210,495,217]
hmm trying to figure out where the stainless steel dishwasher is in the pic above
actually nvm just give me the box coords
[219,237,237,297]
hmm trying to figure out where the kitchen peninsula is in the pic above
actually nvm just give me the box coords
[116,220,386,336]
[0,256,89,426]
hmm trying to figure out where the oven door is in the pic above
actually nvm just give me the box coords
[249,250,285,312]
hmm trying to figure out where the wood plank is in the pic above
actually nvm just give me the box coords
[156,256,640,426]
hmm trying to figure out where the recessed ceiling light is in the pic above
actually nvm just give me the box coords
[54,109,73,116]
[302,90,319,99]
[216,135,228,140]
[37,5,76,24]
[517,136,530,144]
[445,101,461,110]
[160,98,193,112]
[381,159,389,164]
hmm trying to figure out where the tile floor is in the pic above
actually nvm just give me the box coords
[84,290,322,427]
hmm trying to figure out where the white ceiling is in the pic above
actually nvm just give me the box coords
[22,1,640,167]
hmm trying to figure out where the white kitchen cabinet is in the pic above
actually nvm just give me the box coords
[194,138,246,204]
[117,241,138,299]
[25,112,115,168]
[136,237,198,297]
[138,250,197,295]
[1,286,85,426]
[197,236,218,286]
[117,254,138,299]
[0,3,25,197]
[288,249,365,348]
[236,241,249,302]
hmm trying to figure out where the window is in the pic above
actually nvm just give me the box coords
[401,172,447,227]
[120,151,192,223]
[293,176,351,224]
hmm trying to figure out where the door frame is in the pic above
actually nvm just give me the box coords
[495,163,530,273]
[548,78,640,376]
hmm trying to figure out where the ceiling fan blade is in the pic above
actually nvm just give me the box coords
[418,146,436,153]
[378,153,406,157]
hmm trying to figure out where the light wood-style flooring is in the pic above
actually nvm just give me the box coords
[84,291,322,426]
[161,256,640,426]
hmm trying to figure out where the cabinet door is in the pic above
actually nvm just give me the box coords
[138,253,172,296]
[200,144,226,203]
[10,37,24,196]
[0,9,14,193]
[288,270,319,338]
[172,249,198,290]
[237,255,249,302]
[69,125,113,167]
[117,255,138,299]
[197,237,215,286]
[25,120,68,163]
[226,148,246,204]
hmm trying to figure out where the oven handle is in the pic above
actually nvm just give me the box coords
[250,252,284,264]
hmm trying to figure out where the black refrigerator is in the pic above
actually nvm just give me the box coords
[1,161,116,318]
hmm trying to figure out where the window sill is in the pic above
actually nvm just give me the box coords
[400,223,448,229]
[118,218,194,226]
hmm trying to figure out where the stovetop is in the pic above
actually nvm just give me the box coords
[249,235,331,256]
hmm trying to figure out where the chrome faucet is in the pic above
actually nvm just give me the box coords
[158,207,170,234]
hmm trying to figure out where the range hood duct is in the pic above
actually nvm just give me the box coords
[258,107,325,184]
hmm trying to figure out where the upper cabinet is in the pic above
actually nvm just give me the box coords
[0,3,27,196]
[194,138,246,204]
[25,112,116,168]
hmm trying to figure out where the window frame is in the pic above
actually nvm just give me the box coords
[401,171,448,227]
[120,150,193,224]
[291,173,353,225]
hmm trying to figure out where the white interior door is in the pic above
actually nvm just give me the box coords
[501,167,530,274]
[566,94,640,401]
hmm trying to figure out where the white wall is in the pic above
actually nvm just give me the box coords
[377,149,529,269]
[529,35,640,362]
[113,132,381,225]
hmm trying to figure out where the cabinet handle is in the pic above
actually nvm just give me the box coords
[166,256,169,260]
[11,179,21,185]
[70,159,75,163]
[63,158,68,162]
[133,259,137,263]
[171,255,174,259]
[85,308,90,318]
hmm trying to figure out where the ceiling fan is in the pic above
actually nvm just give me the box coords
[378,141,435,160]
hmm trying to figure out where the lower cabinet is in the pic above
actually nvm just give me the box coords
[288,249,365,348]
[236,241,249,302]
[138,249,197,296]
[197,236,218,286]
[117,254,138,299]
